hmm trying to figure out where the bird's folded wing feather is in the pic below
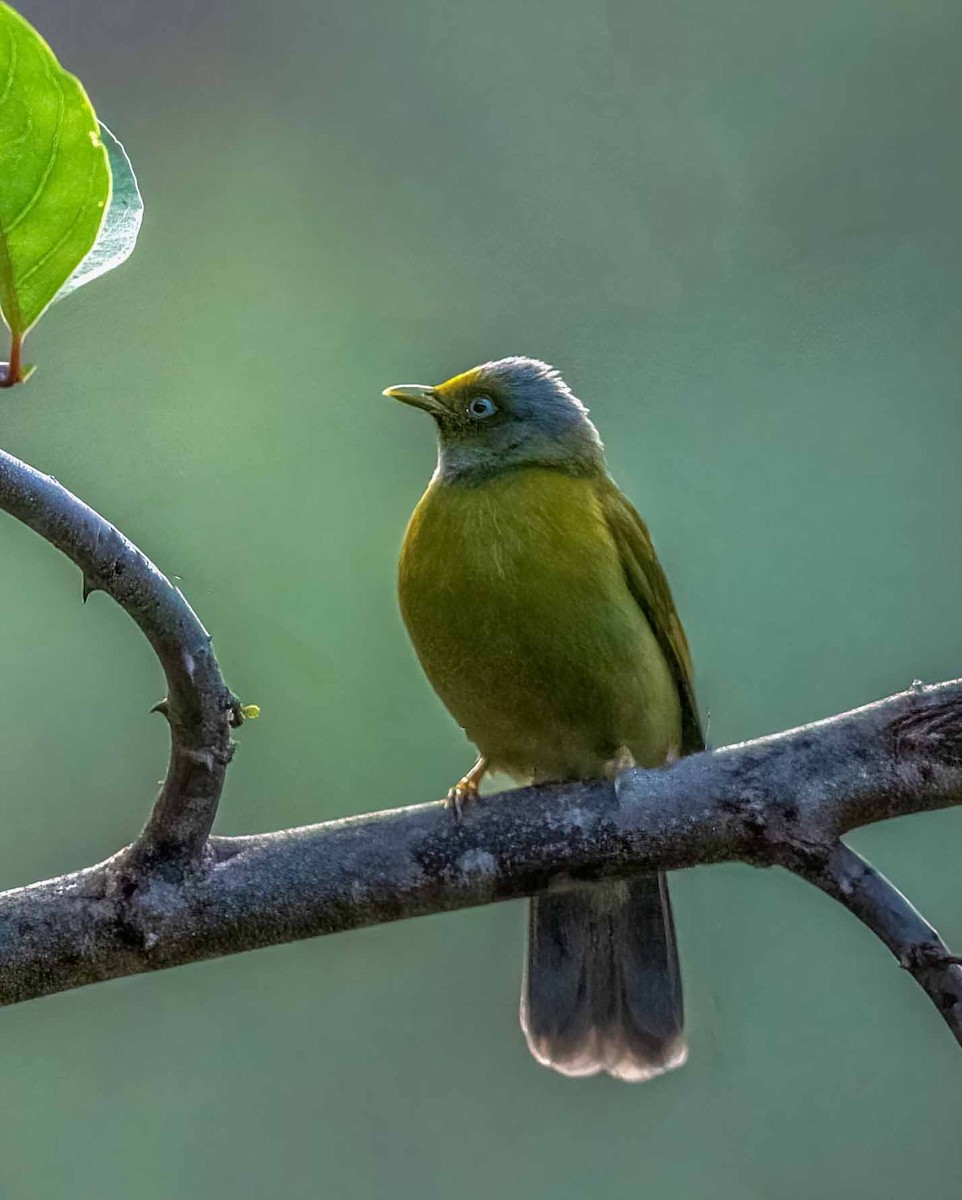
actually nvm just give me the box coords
[597,479,705,755]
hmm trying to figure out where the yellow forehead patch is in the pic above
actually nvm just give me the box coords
[434,366,485,401]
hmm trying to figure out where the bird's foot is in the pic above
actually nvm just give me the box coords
[443,756,488,820]
[444,778,479,820]
[602,745,637,780]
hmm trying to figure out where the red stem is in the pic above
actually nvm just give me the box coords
[1,330,22,387]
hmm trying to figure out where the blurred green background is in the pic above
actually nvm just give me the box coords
[2,0,961,1196]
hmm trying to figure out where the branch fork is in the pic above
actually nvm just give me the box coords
[2,441,962,1059]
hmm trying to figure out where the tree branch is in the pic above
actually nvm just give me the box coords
[2,445,961,1058]
[790,841,962,1044]
[0,446,241,866]
[0,679,957,1032]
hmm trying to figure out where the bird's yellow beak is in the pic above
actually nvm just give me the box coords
[383,383,445,415]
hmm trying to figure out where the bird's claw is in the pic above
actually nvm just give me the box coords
[443,778,479,821]
[442,757,487,821]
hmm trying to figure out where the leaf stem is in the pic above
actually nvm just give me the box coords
[1,331,23,387]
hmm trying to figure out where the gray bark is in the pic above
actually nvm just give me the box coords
[0,446,242,865]
[1,445,960,1050]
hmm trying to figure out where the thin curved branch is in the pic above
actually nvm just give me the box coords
[0,446,240,865]
[0,682,959,1051]
[790,841,962,1044]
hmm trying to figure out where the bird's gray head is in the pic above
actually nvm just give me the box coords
[384,357,605,484]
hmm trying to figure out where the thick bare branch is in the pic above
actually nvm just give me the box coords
[3,445,961,1054]
[0,681,959,1045]
[0,446,240,864]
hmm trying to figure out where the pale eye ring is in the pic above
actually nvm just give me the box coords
[467,395,497,420]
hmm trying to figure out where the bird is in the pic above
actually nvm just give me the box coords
[384,356,703,1082]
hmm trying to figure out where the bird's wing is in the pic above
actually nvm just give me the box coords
[597,478,705,754]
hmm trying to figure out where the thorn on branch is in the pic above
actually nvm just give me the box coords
[150,699,170,719]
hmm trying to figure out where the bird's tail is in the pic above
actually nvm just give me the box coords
[520,872,686,1082]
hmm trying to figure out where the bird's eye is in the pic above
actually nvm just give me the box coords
[467,395,497,420]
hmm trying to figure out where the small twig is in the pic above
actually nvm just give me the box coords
[0,446,239,865]
[791,841,962,1045]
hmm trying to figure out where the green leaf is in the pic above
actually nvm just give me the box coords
[0,1,110,342]
[54,123,143,306]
